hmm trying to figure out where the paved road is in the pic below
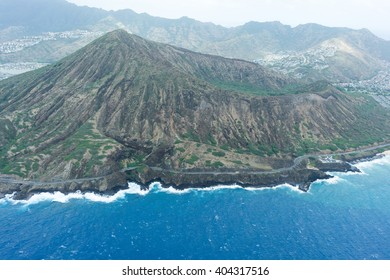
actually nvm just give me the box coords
[0,175,106,186]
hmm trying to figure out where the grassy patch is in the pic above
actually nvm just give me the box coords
[205,160,224,168]
[212,161,224,168]
[185,154,199,165]
[212,151,226,157]
[207,133,217,145]
[103,145,113,151]
[182,130,201,142]
[220,144,230,151]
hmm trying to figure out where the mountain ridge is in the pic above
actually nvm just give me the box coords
[1,0,390,85]
[0,30,389,199]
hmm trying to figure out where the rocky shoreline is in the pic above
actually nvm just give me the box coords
[125,158,362,192]
[0,153,370,200]
[0,172,128,200]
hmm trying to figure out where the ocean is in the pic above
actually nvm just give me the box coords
[0,154,389,260]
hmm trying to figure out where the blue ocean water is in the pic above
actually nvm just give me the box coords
[0,155,389,260]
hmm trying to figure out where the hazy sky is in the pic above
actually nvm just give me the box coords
[67,0,390,40]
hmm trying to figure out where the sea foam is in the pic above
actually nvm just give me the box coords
[355,153,390,171]
[245,183,302,193]
[322,175,345,185]
[0,182,303,205]
[157,183,303,194]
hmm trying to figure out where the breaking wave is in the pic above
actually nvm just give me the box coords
[354,153,390,171]
[0,182,306,206]
[319,175,345,185]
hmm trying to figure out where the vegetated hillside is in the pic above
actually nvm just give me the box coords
[0,30,389,181]
[1,0,390,84]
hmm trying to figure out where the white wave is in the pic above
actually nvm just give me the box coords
[268,183,306,194]
[0,193,17,205]
[2,191,82,205]
[1,181,310,206]
[3,175,345,206]
[315,175,344,185]
[154,183,243,195]
[237,183,304,194]
[83,190,127,203]
[330,170,368,176]
[156,182,306,194]
[243,187,268,192]
[125,182,152,196]
[354,154,390,170]
[195,184,243,192]
[1,182,153,205]
[272,183,303,193]
[156,186,192,195]
[325,175,344,185]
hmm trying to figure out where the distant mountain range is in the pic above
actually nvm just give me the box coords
[1,0,390,87]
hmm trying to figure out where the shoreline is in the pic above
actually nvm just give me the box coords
[0,147,389,201]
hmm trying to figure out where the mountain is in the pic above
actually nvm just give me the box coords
[0,30,389,197]
[1,0,390,86]
[0,0,106,36]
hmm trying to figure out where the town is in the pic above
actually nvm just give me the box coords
[0,29,102,80]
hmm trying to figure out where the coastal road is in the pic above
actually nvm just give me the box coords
[1,142,390,186]
[0,175,106,187]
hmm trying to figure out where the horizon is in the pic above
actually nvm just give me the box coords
[66,0,390,40]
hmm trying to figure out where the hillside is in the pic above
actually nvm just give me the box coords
[0,30,389,198]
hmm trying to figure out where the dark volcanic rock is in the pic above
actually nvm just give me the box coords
[124,165,332,193]
[315,161,360,173]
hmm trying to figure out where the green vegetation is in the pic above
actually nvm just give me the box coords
[103,145,113,151]
[185,155,199,165]
[212,161,224,168]
[182,130,200,142]
[205,160,225,168]
[220,144,230,151]
[208,79,306,97]
[121,154,146,169]
[0,119,120,177]
[319,143,338,152]
[212,151,226,157]
[61,122,115,163]
[207,133,217,146]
